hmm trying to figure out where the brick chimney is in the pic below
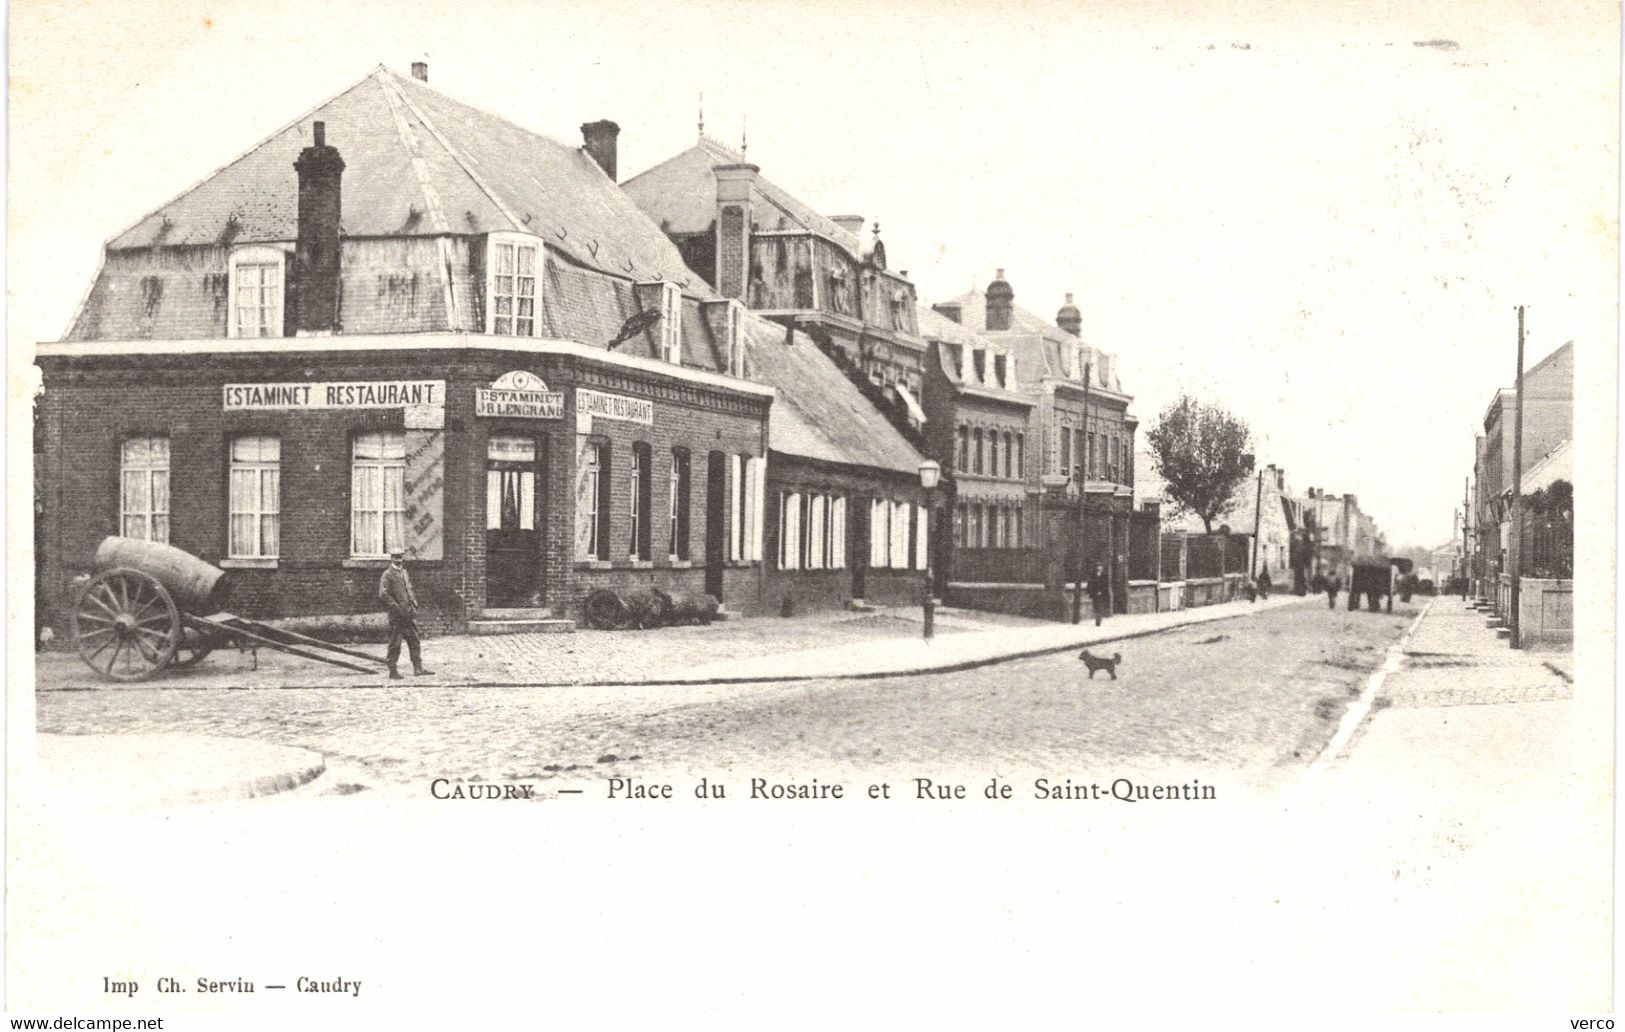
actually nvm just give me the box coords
[581,120,620,181]
[986,269,1013,331]
[293,121,345,335]
[713,163,760,300]
[830,214,865,239]
[932,302,963,324]
[411,61,428,82]
[1056,292,1081,337]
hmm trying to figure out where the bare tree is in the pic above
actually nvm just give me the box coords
[1146,395,1254,534]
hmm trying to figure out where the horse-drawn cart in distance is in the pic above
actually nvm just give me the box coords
[69,537,391,682]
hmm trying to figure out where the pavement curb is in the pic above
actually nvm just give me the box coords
[36,734,328,814]
[38,596,1315,691]
[1307,598,1434,773]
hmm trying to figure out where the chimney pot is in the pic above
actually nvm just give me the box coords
[313,121,325,148]
[411,61,428,82]
[985,269,1014,331]
[580,119,621,182]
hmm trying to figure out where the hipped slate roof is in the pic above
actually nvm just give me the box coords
[621,138,865,256]
[942,288,1124,393]
[744,318,924,475]
[108,67,701,289]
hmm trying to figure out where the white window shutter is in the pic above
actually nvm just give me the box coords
[785,493,802,570]
[728,454,743,560]
[915,504,929,571]
[751,456,766,561]
[832,497,846,569]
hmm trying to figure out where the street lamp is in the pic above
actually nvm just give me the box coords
[918,459,941,640]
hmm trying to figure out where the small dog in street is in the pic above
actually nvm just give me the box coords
[1079,649,1122,680]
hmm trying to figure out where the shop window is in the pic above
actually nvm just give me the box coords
[955,503,967,548]
[119,436,170,543]
[669,449,691,560]
[487,234,540,337]
[229,246,285,339]
[229,435,281,558]
[351,432,405,557]
[629,442,652,560]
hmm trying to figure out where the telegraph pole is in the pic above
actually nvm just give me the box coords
[1461,476,1470,602]
[1510,306,1525,648]
[1251,467,1265,577]
[1071,363,1091,624]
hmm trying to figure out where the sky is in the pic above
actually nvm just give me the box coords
[8,0,1617,548]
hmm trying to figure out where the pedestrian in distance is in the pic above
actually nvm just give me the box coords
[1256,566,1273,600]
[380,548,433,680]
[1325,573,1341,610]
[1086,561,1111,627]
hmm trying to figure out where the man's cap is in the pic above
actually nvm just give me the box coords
[390,549,406,558]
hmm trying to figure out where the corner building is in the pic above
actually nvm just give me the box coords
[36,65,781,632]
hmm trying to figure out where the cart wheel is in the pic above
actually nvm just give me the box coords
[171,627,216,669]
[70,568,180,681]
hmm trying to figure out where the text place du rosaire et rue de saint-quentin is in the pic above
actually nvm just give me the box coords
[427,776,1221,802]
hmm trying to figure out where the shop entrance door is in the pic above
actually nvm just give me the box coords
[486,434,542,607]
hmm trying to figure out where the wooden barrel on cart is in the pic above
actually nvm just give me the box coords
[93,537,231,613]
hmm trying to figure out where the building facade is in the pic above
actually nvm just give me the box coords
[36,66,796,633]
[933,274,1139,608]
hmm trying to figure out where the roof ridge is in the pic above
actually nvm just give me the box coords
[104,68,382,252]
[381,69,524,233]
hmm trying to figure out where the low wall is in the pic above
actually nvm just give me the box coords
[945,582,1066,621]
[1126,580,1159,615]
[1161,581,1185,612]
[1518,578,1573,647]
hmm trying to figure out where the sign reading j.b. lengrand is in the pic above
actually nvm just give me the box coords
[475,370,565,420]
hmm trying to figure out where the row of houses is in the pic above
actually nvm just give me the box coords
[36,61,1401,635]
[1466,341,1573,646]
[34,62,1144,633]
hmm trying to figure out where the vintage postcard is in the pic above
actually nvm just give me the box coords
[6,0,1617,1023]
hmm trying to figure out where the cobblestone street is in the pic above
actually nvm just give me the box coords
[37,600,1418,796]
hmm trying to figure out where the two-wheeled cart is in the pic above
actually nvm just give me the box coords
[69,537,391,682]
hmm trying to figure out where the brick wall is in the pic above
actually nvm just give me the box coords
[760,455,926,613]
[37,345,769,635]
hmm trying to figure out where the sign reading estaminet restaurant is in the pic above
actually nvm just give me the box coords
[223,380,446,410]
[576,388,654,426]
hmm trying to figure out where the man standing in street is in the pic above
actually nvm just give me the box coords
[380,548,432,680]
[1086,561,1111,627]
[1325,571,1342,610]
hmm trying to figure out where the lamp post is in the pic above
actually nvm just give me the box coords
[918,459,941,640]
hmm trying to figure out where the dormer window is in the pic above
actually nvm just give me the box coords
[660,281,682,363]
[486,233,541,337]
[993,353,1008,388]
[228,246,288,338]
[972,349,987,384]
[638,279,684,364]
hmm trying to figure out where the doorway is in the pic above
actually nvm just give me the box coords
[486,433,542,608]
[704,451,726,599]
